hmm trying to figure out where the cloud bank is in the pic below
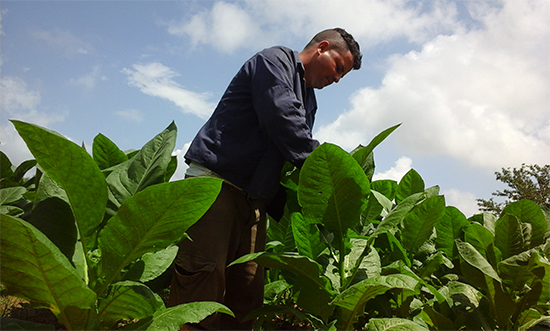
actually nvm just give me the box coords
[167,0,461,52]
[315,0,550,169]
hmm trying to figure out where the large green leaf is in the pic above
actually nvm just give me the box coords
[402,196,446,256]
[365,318,429,331]
[501,200,547,247]
[298,143,370,241]
[0,214,97,330]
[97,281,164,328]
[93,133,128,170]
[435,206,468,259]
[123,301,233,330]
[96,177,222,295]
[495,214,527,260]
[105,122,177,214]
[396,169,424,203]
[11,120,107,254]
[332,274,419,330]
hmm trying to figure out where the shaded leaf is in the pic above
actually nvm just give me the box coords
[28,197,77,261]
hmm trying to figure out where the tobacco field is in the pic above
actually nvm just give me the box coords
[1,121,549,330]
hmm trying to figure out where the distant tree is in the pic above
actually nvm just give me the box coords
[477,164,550,215]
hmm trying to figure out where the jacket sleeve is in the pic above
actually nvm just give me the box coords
[249,52,320,168]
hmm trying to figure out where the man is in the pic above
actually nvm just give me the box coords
[169,28,362,330]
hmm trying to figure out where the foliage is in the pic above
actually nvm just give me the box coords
[477,164,550,214]
[2,121,549,330]
[232,125,550,330]
[0,121,231,330]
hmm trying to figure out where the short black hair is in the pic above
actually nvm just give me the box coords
[305,28,362,70]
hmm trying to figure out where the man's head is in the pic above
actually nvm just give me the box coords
[299,28,362,89]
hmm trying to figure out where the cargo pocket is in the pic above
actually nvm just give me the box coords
[169,252,219,306]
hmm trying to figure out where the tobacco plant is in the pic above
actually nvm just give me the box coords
[233,124,550,330]
[0,121,231,330]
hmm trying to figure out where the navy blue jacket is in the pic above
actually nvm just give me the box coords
[185,46,320,203]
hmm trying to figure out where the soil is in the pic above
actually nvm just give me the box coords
[1,296,66,330]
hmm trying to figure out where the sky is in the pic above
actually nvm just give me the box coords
[1,0,549,217]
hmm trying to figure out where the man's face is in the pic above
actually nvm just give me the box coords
[304,42,355,89]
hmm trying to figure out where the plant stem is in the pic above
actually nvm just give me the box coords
[339,241,346,288]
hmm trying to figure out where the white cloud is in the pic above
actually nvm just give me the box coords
[115,109,144,123]
[373,156,412,181]
[1,76,66,165]
[70,65,107,89]
[32,27,94,57]
[168,2,265,53]
[122,62,215,119]
[316,0,550,169]
[442,188,480,218]
[1,76,41,111]
[167,0,462,53]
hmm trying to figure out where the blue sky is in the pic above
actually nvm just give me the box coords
[1,0,549,217]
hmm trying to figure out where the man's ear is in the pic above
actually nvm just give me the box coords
[317,40,330,54]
